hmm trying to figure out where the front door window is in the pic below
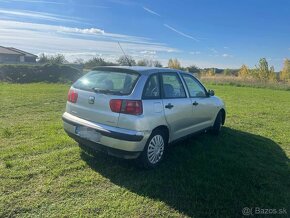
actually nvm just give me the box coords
[181,74,206,98]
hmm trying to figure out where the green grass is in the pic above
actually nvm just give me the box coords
[200,76,290,91]
[0,83,289,217]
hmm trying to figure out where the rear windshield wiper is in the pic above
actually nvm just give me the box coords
[92,88,124,95]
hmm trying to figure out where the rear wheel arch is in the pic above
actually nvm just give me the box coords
[138,126,169,168]
[151,125,169,143]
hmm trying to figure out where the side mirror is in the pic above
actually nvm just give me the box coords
[208,90,215,96]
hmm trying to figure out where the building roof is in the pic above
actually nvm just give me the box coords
[0,46,37,57]
[7,47,38,57]
[0,46,21,55]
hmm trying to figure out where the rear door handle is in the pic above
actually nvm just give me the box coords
[165,103,174,109]
[192,101,199,106]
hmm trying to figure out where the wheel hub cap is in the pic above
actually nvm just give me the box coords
[147,135,164,164]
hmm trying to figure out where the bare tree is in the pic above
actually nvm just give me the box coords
[117,55,136,66]
[168,58,181,69]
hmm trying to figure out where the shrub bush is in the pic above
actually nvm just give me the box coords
[0,64,82,83]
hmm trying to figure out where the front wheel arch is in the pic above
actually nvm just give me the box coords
[219,108,226,125]
[210,110,224,135]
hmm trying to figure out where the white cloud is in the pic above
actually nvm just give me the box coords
[0,20,158,44]
[209,48,218,53]
[60,27,105,35]
[143,7,161,17]
[0,20,178,62]
[2,0,108,8]
[166,49,176,53]
[0,8,78,23]
[189,51,201,55]
[0,0,64,4]
[140,50,156,54]
[164,24,199,41]
[222,53,233,58]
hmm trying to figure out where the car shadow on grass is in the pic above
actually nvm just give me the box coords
[80,127,289,217]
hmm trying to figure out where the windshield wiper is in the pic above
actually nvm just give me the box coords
[92,88,124,95]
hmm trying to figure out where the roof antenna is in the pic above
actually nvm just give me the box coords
[117,42,132,66]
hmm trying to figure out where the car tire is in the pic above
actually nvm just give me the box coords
[137,129,167,169]
[211,111,223,135]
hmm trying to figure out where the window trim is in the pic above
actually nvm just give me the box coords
[72,69,140,95]
[160,72,187,99]
[181,73,208,98]
[142,73,161,100]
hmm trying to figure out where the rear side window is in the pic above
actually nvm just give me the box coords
[73,70,139,95]
[143,74,160,99]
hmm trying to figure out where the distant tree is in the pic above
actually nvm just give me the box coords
[269,66,277,82]
[74,58,84,64]
[186,65,200,74]
[84,57,107,69]
[251,68,260,79]
[280,59,290,82]
[206,68,215,76]
[137,58,163,67]
[50,54,67,64]
[238,64,250,78]
[168,58,181,69]
[223,68,231,76]
[152,60,162,67]
[37,53,67,64]
[117,55,136,66]
[257,58,270,81]
[37,53,49,63]
[137,59,148,66]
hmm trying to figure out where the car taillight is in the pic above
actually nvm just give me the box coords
[110,100,143,115]
[110,99,122,113]
[124,100,142,115]
[67,89,78,103]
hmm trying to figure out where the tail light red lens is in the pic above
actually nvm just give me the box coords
[110,99,143,115]
[109,99,122,113]
[67,89,78,103]
[124,100,142,115]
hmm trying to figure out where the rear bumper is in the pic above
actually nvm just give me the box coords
[62,112,150,156]
[65,131,141,159]
[62,113,143,142]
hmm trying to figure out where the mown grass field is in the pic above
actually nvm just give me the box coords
[0,83,289,217]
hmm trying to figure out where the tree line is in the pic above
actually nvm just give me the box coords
[37,53,290,83]
[167,57,290,83]
[237,58,290,82]
[37,53,162,68]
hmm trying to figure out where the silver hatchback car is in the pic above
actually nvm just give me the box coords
[63,66,226,168]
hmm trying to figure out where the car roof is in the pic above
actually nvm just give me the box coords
[92,66,189,75]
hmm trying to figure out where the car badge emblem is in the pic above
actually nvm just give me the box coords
[88,96,95,104]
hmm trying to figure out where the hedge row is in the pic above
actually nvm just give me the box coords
[0,64,82,83]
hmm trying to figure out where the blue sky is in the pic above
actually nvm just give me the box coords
[0,0,289,69]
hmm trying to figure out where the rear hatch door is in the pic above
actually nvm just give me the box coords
[66,68,140,127]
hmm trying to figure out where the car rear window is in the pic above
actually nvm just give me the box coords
[73,70,139,95]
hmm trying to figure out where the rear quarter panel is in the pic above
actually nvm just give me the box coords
[117,74,168,133]
[117,100,168,133]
